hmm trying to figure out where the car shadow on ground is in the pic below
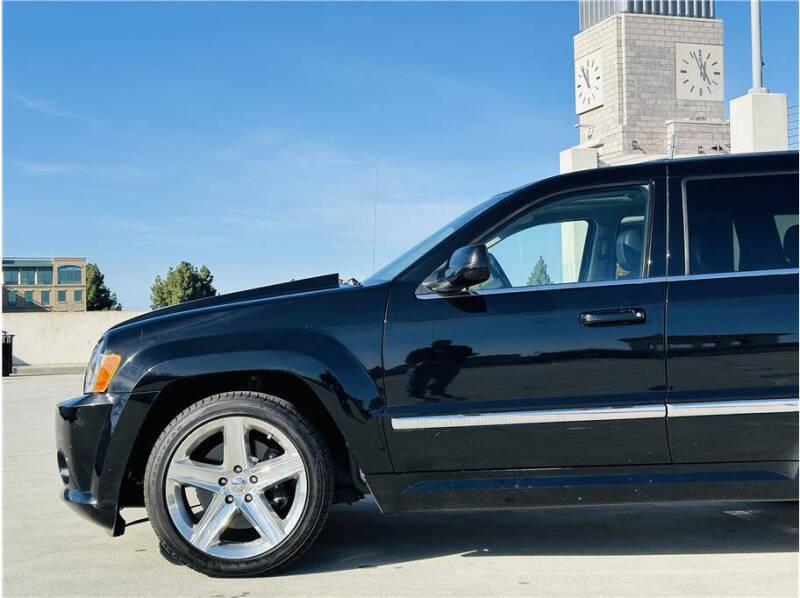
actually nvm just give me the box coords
[285,498,799,576]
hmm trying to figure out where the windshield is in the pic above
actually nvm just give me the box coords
[364,191,510,284]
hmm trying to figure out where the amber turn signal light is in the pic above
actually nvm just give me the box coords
[92,354,122,393]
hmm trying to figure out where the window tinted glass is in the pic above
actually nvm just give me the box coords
[3,268,18,285]
[37,268,53,285]
[24,291,33,306]
[7,291,16,305]
[58,290,66,303]
[473,186,650,290]
[41,291,50,306]
[20,268,35,285]
[58,265,82,284]
[74,290,82,302]
[685,173,798,274]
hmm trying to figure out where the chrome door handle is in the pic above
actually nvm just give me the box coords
[580,308,646,327]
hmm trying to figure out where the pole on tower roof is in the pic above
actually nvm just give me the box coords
[750,0,768,92]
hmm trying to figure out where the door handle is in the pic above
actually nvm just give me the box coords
[580,308,646,327]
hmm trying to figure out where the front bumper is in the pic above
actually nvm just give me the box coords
[55,391,156,536]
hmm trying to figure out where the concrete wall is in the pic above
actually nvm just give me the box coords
[3,311,147,366]
[730,92,789,153]
[665,119,730,155]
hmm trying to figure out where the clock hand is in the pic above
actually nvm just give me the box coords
[582,66,592,89]
[698,58,709,83]
[694,52,711,84]
[701,60,711,84]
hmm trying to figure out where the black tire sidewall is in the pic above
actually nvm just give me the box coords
[144,392,333,577]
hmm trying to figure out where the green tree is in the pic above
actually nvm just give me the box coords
[150,261,217,309]
[86,262,122,311]
[527,255,552,287]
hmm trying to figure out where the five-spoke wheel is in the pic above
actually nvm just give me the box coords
[145,391,333,576]
[165,415,307,558]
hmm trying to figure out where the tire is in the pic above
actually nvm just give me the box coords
[144,391,334,577]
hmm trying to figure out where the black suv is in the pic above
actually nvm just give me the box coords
[57,151,799,576]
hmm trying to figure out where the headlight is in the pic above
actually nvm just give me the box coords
[84,347,122,394]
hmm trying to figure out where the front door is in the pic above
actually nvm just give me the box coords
[383,177,670,473]
[665,157,799,463]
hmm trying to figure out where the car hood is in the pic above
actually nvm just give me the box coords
[109,273,342,331]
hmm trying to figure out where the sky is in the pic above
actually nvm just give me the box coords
[4,1,798,310]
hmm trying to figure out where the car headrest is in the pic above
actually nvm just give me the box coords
[784,224,799,268]
[616,227,642,275]
[690,217,734,274]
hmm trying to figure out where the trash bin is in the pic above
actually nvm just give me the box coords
[2,332,14,377]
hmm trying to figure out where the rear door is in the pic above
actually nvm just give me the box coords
[665,154,799,463]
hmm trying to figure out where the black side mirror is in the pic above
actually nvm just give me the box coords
[423,244,490,293]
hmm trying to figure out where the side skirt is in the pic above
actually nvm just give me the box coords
[365,461,799,513]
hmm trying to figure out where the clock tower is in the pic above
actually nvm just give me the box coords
[561,0,730,171]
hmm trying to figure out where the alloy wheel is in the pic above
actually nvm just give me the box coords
[164,415,308,560]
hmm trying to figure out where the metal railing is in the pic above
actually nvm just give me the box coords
[580,0,715,30]
[788,104,798,150]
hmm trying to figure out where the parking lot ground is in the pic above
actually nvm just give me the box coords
[3,373,798,597]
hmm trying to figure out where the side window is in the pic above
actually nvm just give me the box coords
[685,173,799,275]
[473,185,650,290]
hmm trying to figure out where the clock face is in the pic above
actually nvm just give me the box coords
[675,43,724,101]
[574,50,603,114]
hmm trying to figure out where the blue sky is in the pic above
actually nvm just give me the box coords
[4,1,798,310]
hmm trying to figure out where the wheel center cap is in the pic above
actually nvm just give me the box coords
[230,476,246,492]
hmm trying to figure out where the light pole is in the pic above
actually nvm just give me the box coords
[750,0,768,92]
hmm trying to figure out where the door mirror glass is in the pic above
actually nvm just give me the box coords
[423,245,490,293]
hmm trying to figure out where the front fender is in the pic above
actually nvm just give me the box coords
[119,329,389,473]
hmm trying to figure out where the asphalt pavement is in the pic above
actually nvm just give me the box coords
[3,373,798,597]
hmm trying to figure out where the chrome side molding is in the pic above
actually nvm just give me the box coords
[391,398,799,431]
[391,404,665,431]
[667,398,799,417]
[667,268,799,283]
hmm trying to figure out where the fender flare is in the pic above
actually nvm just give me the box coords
[119,330,390,474]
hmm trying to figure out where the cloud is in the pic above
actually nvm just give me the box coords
[9,92,94,122]
[11,160,148,182]
[197,128,493,281]
[72,128,487,290]
[8,91,157,140]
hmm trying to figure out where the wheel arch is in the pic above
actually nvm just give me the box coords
[120,368,375,509]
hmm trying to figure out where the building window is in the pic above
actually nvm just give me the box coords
[20,268,35,285]
[24,291,33,306]
[3,268,18,285]
[74,290,83,302]
[7,291,17,306]
[41,290,51,306]
[37,268,53,285]
[58,265,82,285]
[58,290,66,303]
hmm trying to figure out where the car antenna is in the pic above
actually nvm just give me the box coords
[372,154,379,273]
